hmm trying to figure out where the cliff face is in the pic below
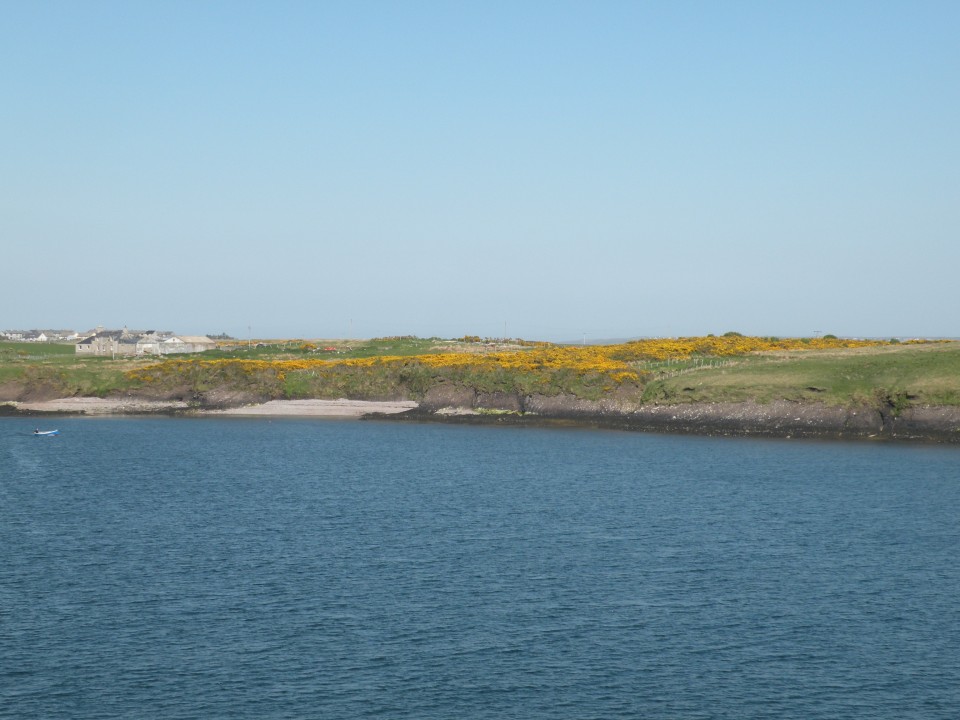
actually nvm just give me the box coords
[413,386,960,443]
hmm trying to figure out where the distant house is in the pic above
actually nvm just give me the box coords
[3,329,77,341]
[47,330,79,341]
[26,330,77,342]
[135,331,168,355]
[159,335,217,355]
[76,329,216,356]
[76,329,140,356]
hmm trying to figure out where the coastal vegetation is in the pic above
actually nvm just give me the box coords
[121,335,890,402]
[642,343,960,409]
[4,336,959,419]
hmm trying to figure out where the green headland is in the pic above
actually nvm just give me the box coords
[3,335,959,442]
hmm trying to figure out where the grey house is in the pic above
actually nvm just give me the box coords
[76,330,216,356]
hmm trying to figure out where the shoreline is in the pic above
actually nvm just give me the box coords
[383,407,960,444]
[205,399,419,417]
[2,397,417,418]
[4,396,958,444]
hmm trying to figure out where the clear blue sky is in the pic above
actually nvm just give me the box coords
[2,1,957,340]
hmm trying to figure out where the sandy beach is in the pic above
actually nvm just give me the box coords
[8,397,419,418]
[12,397,191,415]
[206,399,419,417]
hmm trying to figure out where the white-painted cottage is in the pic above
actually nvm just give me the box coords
[159,335,217,355]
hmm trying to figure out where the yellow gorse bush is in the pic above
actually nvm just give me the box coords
[128,336,886,389]
[610,335,881,362]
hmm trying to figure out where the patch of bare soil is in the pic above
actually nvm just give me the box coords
[196,387,272,409]
[0,382,65,402]
[0,381,24,402]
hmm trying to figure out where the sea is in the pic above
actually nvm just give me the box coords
[2,416,959,719]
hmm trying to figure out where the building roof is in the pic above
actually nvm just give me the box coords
[172,335,216,344]
[77,330,141,344]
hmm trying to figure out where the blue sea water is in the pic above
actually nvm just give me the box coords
[1,416,959,719]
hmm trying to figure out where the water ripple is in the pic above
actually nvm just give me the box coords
[2,418,959,718]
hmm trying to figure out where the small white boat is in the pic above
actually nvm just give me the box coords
[33,429,60,436]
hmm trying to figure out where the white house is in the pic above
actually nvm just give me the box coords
[159,335,217,355]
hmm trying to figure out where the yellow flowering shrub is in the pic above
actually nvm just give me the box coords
[126,335,891,399]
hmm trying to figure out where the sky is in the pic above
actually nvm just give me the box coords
[2,1,957,341]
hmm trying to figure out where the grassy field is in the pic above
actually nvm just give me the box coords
[642,343,960,407]
[3,337,959,410]
[201,336,491,360]
[0,341,138,397]
[0,337,493,399]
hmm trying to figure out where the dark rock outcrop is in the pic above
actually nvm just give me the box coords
[400,388,960,444]
[421,384,477,411]
[625,400,884,439]
[477,391,523,413]
[883,406,960,442]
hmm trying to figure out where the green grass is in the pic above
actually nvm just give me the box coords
[281,360,441,400]
[642,343,960,408]
[0,341,76,360]
[0,342,74,385]
[0,341,144,395]
[198,337,466,361]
